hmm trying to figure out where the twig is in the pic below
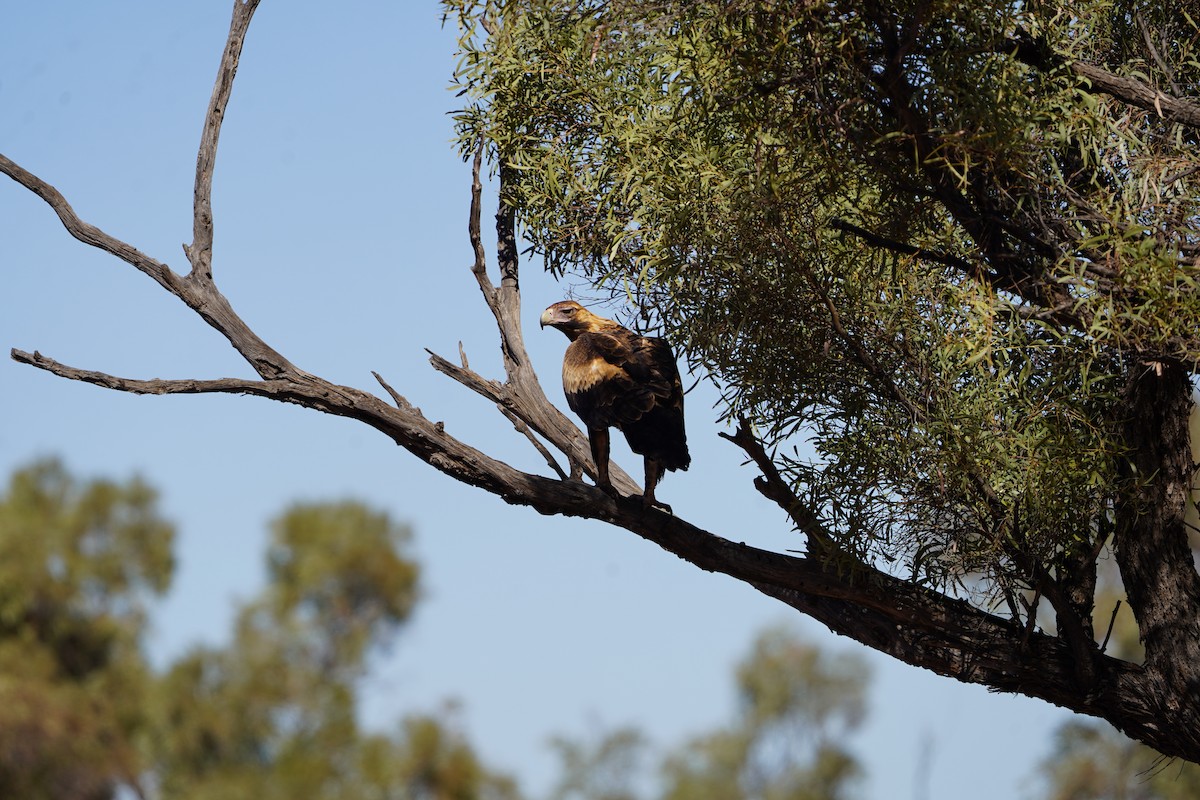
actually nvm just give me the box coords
[1136,12,1182,97]
[1100,600,1123,654]
[830,217,979,274]
[718,418,837,556]
[468,140,496,301]
[496,404,570,480]
[372,370,417,413]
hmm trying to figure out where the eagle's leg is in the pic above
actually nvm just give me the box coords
[642,458,670,512]
[589,427,618,497]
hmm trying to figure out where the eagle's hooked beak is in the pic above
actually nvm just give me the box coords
[539,308,554,329]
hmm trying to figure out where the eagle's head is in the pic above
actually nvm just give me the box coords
[540,300,607,340]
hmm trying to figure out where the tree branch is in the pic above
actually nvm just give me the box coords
[0,153,183,296]
[451,144,640,495]
[186,0,262,280]
[830,217,978,275]
[11,350,277,398]
[719,418,836,557]
[1070,61,1200,129]
[1008,33,1200,131]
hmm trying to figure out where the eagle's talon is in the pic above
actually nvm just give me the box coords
[642,495,673,514]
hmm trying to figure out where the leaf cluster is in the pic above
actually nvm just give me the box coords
[447,0,1200,594]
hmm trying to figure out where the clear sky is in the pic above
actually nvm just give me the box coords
[1,3,1076,798]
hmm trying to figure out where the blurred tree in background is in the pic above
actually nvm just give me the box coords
[0,459,172,799]
[547,627,868,800]
[660,627,866,800]
[23,458,1200,798]
[0,460,874,800]
[0,460,517,800]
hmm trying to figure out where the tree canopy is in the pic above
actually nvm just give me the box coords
[446,0,1200,761]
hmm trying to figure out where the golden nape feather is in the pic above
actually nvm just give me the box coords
[540,300,689,510]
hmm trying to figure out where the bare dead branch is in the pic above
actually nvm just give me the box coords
[11,349,275,397]
[0,153,183,295]
[372,370,418,413]
[187,0,262,280]
[427,348,641,495]
[469,141,495,300]
[496,404,571,480]
[454,141,641,494]
[1,5,294,382]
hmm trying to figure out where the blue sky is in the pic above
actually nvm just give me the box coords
[1,3,1075,797]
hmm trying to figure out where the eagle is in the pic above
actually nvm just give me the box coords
[540,300,690,508]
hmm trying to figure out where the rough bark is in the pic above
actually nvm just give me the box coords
[4,0,1200,766]
[1113,359,1200,754]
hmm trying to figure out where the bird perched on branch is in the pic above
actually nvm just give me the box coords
[540,300,690,509]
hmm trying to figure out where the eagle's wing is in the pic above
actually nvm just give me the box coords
[564,329,682,430]
[623,335,689,471]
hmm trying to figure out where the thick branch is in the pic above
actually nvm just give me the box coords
[1009,34,1200,131]
[1072,61,1200,128]
[15,339,1190,757]
[1114,359,1200,744]
[8,349,1165,760]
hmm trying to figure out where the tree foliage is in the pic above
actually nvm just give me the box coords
[446,0,1200,760]
[661,627,866,800]
[547,626,868,800]
[0,459,172,800]
[448,0,1199,588]
[0,460,515,800]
